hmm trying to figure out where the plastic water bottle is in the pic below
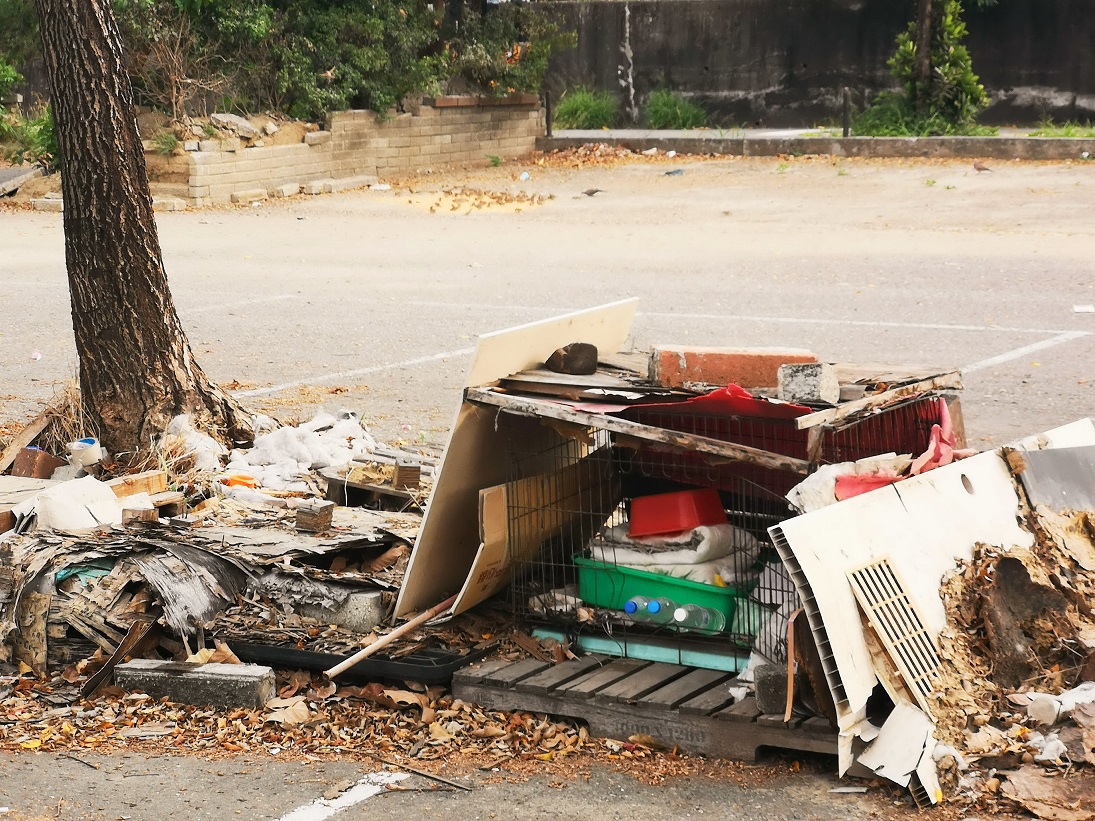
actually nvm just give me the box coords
[623,596,654,621]
[644,597,678,625]
[672,604,727,634]
[624,596,677,624]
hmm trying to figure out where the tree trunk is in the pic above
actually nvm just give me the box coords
[33,0,251,463]
[914,0,933,113]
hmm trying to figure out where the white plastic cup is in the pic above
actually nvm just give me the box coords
[67,437,103,467]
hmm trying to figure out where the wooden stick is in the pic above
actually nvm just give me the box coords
[324,594,458,678]
[368,753,472,791]
[467,387,810,475]
[795,373,962,430]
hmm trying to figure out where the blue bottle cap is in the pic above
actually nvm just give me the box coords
[623,600,639,614]
[647,600,662,614]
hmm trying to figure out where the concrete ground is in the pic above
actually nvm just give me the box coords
[0,152,1091,819]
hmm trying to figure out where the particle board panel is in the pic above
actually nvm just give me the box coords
[638,668,734,709]
[515,656,607,696]
[594,662,691,704]
[556,659,651,699]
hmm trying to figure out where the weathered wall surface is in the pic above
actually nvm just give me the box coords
[176,99,542,205]
[546,0,1095,126]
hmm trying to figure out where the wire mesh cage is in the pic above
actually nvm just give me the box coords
[497,393,949,667]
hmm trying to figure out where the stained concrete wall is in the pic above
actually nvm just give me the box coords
[546,0,1095,126]
[176,99,542,205]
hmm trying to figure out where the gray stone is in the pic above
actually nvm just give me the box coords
[198,139,220,152]
[304,130,332,146]
[777,363,839,405]
[31,198,63,212]
[220,136,242,153]
[263,121,280,136]
[211,112,259,139]
[270,183,301,198]
[753,662,788,715]
[298,591,386,634]
[152,197,188,212]
[231,188,268,203]
[183,140,200,152]
[324,175,378,193]
[303,179,332,195]
[0,165,43,197]
[114,660,275,709]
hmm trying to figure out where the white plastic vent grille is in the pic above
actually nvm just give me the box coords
[847,559,940,712]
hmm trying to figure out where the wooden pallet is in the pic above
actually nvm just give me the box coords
[453,657,836,762]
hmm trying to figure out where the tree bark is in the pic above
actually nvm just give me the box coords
[914,0,933,113]
[33,0,251,463]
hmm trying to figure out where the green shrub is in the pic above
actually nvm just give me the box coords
[554,87,617,129]
[4,104,58,170]
[643,89,705,129]
[859,0,990,136]
[152,130,180,155]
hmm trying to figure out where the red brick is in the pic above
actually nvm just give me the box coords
[649,346,817,389]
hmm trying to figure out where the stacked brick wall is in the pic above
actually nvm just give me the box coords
[177,98,542,206]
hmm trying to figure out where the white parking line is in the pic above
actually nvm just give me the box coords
[235,346,476,397]
[275,772,407,821]
[181,294,298,315]
[397,300,1076,336]
[961,330,1091,374]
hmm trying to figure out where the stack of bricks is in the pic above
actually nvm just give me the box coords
[168,99,542,206]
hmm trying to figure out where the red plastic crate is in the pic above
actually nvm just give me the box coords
[628,488,728,538]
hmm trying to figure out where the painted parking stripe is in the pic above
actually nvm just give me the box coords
[275,772,407,821]
[235,346,476,397]
[961,330,1091,374]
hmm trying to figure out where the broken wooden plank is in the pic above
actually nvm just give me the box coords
[0,409,54,474]
[637,668,734,709]
[482,658,551,688]
[595,662,690,704]
[715,696,762,723]
[796,373,962,430]
[452,658,514,687]
[556,658,651,699]
[514,656,607,696]
[466,388,810,475]
[82,619,159,698]
[678,682,740,716]
[295,500,334,533]
[107,470,168,498]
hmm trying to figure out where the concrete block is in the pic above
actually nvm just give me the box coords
[230,188,268,203]
[304,130,332,146]
[754,663,788,715]
[151,197,188,212]
[31,198,63,212]
[270,182,301,197]
[650,345,817,389]
[183,140,199,152]
[221,136,243,153]
[303,179,331,195]
[298,590,385,634]
[324,175,379,193]
[114,660,275,709]
[198,139,220,152]
[778,363,840,405]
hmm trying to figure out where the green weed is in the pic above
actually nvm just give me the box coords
[643,89,706,130]
[1028,120,1095,138]
[554,87,618,129]
[152,131,180,156]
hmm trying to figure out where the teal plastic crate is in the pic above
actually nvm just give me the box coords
[574,555,746,620]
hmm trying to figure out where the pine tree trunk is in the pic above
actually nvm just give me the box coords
[33,0,252,463]
[914,0,933,113]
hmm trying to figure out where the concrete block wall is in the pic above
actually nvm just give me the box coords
[329,101,542,176]
[173,99,543,205]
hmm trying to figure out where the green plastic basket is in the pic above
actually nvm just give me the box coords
[573,555,746,619]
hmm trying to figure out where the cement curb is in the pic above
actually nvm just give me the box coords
[537,134,1095,161]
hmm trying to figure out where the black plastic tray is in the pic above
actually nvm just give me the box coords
[227,640,493,685]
